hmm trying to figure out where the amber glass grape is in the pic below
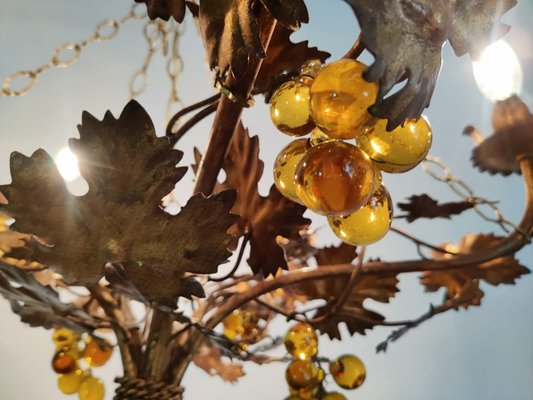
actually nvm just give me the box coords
[286,360,320,390]
[289,386,318,399]
[309,59,377,139]
[284,323,318,360]
[78,376,105,400]
[274,139,309,203]
[308,128,334,147]
[328,184,392,245]
[295,141,375,216]
[322,392,347,400]
[270,76,315,136]
[58,369,83,394]
[357,116,432,173]
[53,328,76,349]
[223,310,245,340]
[84,338,113,367]
[329,355,366,390]
[52,351,77,374]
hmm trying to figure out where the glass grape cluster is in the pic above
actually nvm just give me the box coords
[223,309,263,350]
[270,59,433,245]
[283,323,366,399]
[51,328,112,400]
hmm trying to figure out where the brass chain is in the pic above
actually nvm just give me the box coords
[422,156,531,239]
[1,4,146,97]
[165,21,185,122]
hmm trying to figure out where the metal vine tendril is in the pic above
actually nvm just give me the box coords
[422,155,531,241]
[1,4,146,97]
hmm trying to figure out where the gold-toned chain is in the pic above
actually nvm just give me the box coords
[422,156,531,239]
[1,4,146,97]
[165,21,185,122]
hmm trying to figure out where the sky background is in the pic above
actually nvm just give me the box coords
[0,1,532,399]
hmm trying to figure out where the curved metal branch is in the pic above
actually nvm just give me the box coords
[165,93,221,137]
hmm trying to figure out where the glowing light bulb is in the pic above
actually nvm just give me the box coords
[473,40,523,101]
[55,147,80,182]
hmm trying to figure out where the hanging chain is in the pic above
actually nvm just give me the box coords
[165,21,185,122]
[1,4,146,97]
[422,156,531,240]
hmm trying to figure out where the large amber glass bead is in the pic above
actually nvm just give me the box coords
[78,376,105,400]
[295,141,375,216]
[329,354,366,390]
[289,386,318,399]
[286,360,320,390]
[57,369,83,394]
[84,338,113,367]
[270,76,315,136]
[52,351,77,374]
[274,139,309,203]
[357,116,432,173]
[309,60,377,139]
[328,184,392,245]
[284,323,318,361]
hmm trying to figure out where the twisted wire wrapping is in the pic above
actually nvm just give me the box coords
[114,377,184,400]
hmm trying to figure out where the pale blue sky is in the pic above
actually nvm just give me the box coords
[0,1,532,399]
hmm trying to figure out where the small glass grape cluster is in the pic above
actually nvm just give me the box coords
[270,59,432,246]
[283,323,366,399]
[223,309,263,350]
[51,328,112,400]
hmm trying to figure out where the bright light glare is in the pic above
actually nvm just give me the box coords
[55,147,80,182]
[473,40,522,101]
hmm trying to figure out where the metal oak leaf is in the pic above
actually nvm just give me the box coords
[0,101,238,307]
[421,233,530,308]
[199,0,308,77]
[345,0,516,129]
[397,194,474,222]
[297,244,398,339]
[135,0,187,22]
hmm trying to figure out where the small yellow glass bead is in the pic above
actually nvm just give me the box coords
[223,310,245,341]
[84,338,113,367]
[300,59,322,78]
[52,351,78,374]
[270,77,315,136]
[284,323,318,361]
[274,139,309,203]
[328,184,392,246]
[308,128,334,147]
[309,59,377,139]
[322,392,347,400]
[78,376,105,400]
[295,141,375,216]
[53,328,76,349]
[329,354,366,390]
[286,360,320,391]
[357,116,432,173]
[58,369,83,394]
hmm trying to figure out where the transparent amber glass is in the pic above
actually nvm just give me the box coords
[295,141,375,216]
[53,328,76,349]
[328,184,392,246]
[329,354,366,390]
[322,393,347,400]
[274,139,309,203]
[52,351,77,374]
[84,338,113,367]
[223,310,245,340]
[270,77,315,136]
[78,376,105,400]
[357,116,432,173]
[284,322,318,360]
[309,59,377,139]
[286,360,320,390]
[308,127,334,147]
[57,369,83,394]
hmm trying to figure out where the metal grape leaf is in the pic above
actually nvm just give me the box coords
[135,0,187,22]
[296,244,399,339]
[472,96,533,175]
[0,261,100,332]
[193,343,245,383]
[194,124,310,277]
[0,101,238,307]
[421,233,530,308]
[199,0,308,77]
[397,194,474,222]
[346,0,516,130]
[254,24,330,97]
[0,212,28,254]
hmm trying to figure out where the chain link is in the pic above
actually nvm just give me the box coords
[165,21,185,122]
[1,4,145,97]
[422,156,531,240]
